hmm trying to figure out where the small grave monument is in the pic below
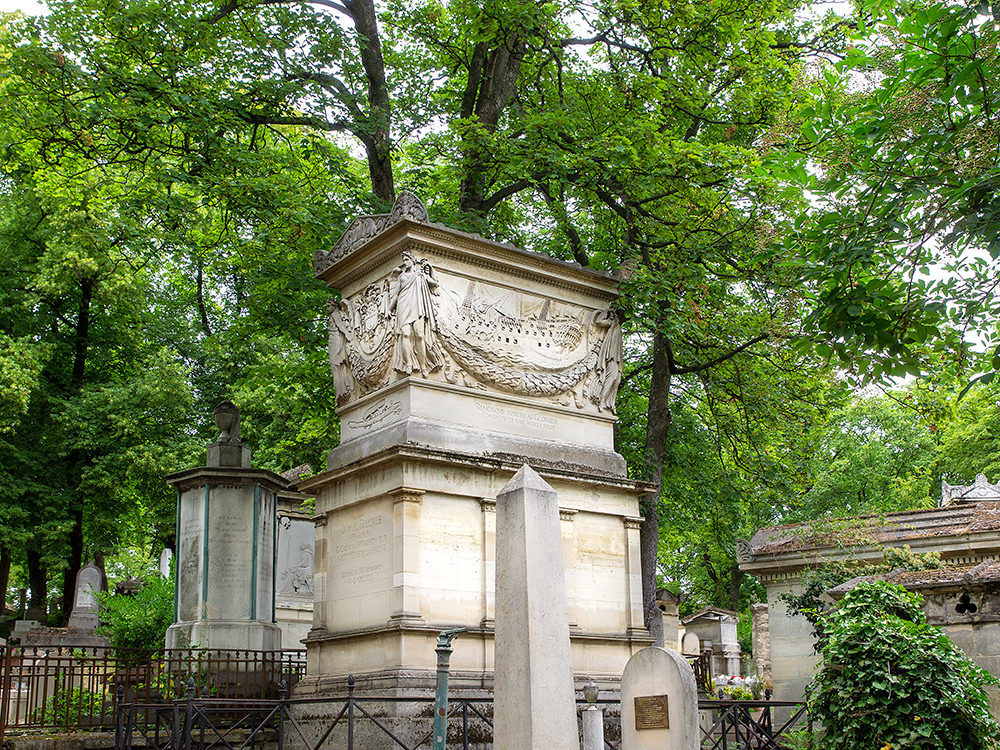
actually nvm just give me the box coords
[620,647,699,750]
[165,400,289,652]
[67,562,102,631]
[159,548,173,578]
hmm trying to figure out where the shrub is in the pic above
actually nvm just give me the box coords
[96,570,174,651]
[34,687,106,725]
[809,580,1000,750]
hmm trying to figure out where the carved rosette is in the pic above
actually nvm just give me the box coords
[322,193,623,414]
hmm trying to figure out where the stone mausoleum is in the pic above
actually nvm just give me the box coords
[295,192,653,696]
[741,473,1000,715]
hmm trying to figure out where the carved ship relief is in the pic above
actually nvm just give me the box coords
[321,193,623,414]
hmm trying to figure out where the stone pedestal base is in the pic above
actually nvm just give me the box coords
[166,620,282,652]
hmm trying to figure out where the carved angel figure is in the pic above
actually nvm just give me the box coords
[327,299,355,402]
[389,253,445,376]
[586,309,623,413]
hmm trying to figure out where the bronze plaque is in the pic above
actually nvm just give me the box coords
[634,695,669,730]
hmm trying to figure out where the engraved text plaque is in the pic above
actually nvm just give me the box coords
[634,695,669,730]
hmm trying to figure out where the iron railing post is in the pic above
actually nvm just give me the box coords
[0,644,12,745]
[185,677,196,750]
[347,674,355,750]
[432,628,464,750]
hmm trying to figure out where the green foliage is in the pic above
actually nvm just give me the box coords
[794,394,938,520]
[781,545,942,648]
[809,580,1000,749]
[96,571,174,651]
[34,686,107,726]
[798,0,1000,386]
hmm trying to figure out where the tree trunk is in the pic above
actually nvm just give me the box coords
[62,279,94,620]
[345,0,395,202]
[0,543,10,613]
[729,563,742,612]
[71,278,93,392]
[458,36,526,214]
[639,330,672,629]
[62,507,84,619]
[196,257,213,336]
[26,548,46,609]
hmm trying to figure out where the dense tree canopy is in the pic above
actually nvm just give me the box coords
[1,0,999,636]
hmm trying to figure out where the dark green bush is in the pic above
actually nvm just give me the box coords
[96,571,174,651]
[809,580,1000,749]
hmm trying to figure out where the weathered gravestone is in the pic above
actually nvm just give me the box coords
[166,400,289,653]
[620,647,699,750]
[494,465,579,750]
[67,562,102,631]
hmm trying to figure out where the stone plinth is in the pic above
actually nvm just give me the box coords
[298,194,652,699]
[165,464,288,652]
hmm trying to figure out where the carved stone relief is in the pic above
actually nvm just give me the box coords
[320,193,623,414]
[327,253,623,414]
[314,190,430,274]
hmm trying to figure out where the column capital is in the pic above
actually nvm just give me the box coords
[480,497,497,512]
[559,508,578,522]
[389,487,425,504]
[623,516,644,530]
[312,511,329,527]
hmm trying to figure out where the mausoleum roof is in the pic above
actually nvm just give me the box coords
[740,475,1000,580]
[681,606,740,626]
[827,559,1000,599]
[748,500,1000,557]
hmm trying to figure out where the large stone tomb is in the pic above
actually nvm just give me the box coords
[166,402,289,653]
[297,193,653,699]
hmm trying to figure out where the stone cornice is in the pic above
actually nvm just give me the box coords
[165,466,291,494]
[317,219,618,303]
[742,533,1000,583]
[297,442,657,497]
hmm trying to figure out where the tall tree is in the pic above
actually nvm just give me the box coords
[797,0,1000,387]
[1,0,842,624]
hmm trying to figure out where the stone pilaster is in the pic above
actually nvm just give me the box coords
[390,488,425,623]
[624,516,646,638]
[311,512,329,632]
[560,508,578,629]
[481,498,497,628]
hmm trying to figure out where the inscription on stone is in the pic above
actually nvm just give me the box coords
[475,402,557,432]
[178,503,203,619]
[634,695,669,730]
[334,515,390,587]
[347,399,403,431]
[214,515,247,588]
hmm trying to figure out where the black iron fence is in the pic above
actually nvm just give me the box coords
[112,679,807,750]
[0,645,306,742]
[699,699,809,750]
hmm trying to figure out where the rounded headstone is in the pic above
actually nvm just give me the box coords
[620,646,699,750]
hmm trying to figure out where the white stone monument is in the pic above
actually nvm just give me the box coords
[67,562,102,631]
[159,548,173,578]
[165,400,289,652]
[620,647,699,750]
[494,465,579,750]
[297,193,653,698]
[275,493,316,647]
